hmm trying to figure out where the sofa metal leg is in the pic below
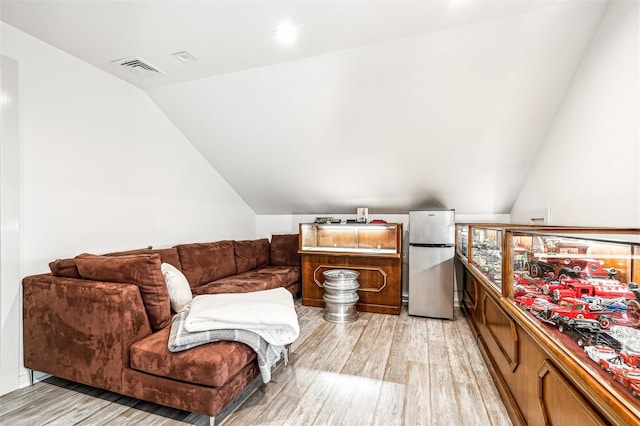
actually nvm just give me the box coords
[29,369,34,386]
[209,416,215,426]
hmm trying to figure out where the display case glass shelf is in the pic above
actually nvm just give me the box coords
[299,223,399,255]
[507,230,640,406]
[470,226,503,289]
[456,224,469,259]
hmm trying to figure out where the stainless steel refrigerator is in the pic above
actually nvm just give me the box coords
[408,209,455,319]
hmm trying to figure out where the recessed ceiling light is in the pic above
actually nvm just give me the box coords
[274,23,297,45]
[172,51,197,63]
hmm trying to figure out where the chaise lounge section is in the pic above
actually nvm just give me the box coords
[22,234,301,424]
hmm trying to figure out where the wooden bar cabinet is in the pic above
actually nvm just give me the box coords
[299,222,402,315]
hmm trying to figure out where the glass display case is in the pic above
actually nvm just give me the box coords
[470,226,503,289]
[456,224,469,259]
[507,230,640,405]
[299,222,400,255]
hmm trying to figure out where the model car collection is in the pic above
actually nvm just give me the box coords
[472,238,502,283]
[470,236,640,402]
[466,231,640,406]
[511,262,640,328]
[512,265,640,400]
[583,346,640,398]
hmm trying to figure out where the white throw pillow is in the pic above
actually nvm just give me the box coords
[161,262,192,313]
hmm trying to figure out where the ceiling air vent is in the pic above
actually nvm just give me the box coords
[111,56,166,77]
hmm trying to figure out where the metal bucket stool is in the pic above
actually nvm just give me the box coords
[323,269,360,323]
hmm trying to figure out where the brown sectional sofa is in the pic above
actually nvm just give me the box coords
[22,234,301,423]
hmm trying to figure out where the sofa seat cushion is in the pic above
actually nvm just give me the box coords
[130,326,256,388]
[192,266,301,296]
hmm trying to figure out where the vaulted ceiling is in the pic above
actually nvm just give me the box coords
[1,0,610,215]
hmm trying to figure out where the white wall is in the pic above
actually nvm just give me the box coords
[0,23,256,394]
[510,0,639,227]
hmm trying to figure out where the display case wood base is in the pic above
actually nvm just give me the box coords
[460,261,640,426]
[301,253,401,315]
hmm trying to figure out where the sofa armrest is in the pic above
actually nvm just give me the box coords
[23,274,153,393]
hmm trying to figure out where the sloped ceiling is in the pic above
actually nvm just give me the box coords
[1,1,610,215]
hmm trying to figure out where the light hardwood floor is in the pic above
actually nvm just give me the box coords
[0,303,512,426]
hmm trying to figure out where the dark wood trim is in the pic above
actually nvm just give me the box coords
[312,264,388,293]
[477,335,526,426]
[482,293,519,372]
[298,250,401,259]
[537,360,604,426]
[463,271,478,310]
[502,298,640,425]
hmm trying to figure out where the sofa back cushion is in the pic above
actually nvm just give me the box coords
[270,234,301,266]
[175,241,237,287]
[49,258,82,278]
[106,247,182,270]
[256,238,270,267]
[233,239,270,274]
[75,254,171,331]
[49,247,182,278]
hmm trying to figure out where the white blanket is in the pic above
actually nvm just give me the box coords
[184,287,300,346]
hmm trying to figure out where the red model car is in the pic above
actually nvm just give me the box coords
[528,255,617,280]
[599,356,625,373]
[528,297,555,316]
[513,271,548,287]
[585,345,619,368]
[559,258,613,279]
[630,381,640,399]
[515,293,551,312]
[617,351,640,368]
[611,367,640,397]
[544,277,635,304]
[629,298,640,328]
[537,297,614,328]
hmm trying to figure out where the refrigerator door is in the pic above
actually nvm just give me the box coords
[408,245,454,319]
[409,210,455,245]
